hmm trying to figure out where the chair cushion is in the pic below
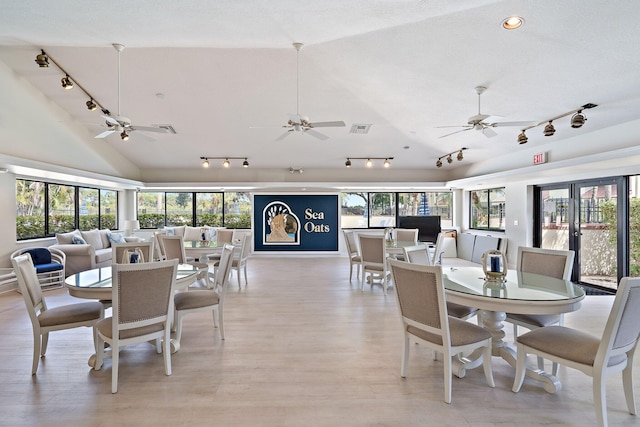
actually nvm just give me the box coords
[34,262,63,274]
[23,248,52,265]
[506,313,561,328]
[408,316,490,347]
[37,301,103,328]
[174,290,220,310]
[517,325,627,367]
[447,302,478,319]
[96,317,164,339]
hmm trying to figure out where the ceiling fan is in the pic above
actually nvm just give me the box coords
[274,43,345,141]
[437,86,535,139]
[95,44,170,142]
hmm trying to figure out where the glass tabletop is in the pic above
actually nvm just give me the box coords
[65,263,200,290]
[443,266,585,302]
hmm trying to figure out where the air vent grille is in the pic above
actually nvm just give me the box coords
[350,124,372,134]
[153,124,177,134]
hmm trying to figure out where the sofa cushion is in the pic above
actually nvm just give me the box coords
[471,235,501,264]
[72,234,87,245]
[107,232,126,244]
[94,248,112,264]
[457,233,476,261]
[165,226,186,237]
[56,230,82,244]
[184,226,212,241]
[99,229,111,249]
[81,229,103,249]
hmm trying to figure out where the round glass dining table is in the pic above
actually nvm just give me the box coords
[442,266,585,393]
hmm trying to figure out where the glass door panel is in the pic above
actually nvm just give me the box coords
[540,188,570,251]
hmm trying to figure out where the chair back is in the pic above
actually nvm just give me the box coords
[152,231,167,260]
[216,229,234,244]
[388,259,448,346]
[596,276,640,367]
[358,234,385,265]
[403,244,432,265]
[158,235,188,264]
[11,254,47,320]
[238,233,252,262]
[343,230,359,257]
[112,242,154,264]
[517,246,574,280]
[111,259,178,335]
[395,228,419,244]
[213,244,234,292]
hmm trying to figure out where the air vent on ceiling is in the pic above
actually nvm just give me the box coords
[350,123,372,134]
[153,124,177,134]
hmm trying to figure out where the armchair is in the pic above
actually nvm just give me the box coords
[11,247,65,290]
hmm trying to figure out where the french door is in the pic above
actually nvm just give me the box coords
[535,177,627,291]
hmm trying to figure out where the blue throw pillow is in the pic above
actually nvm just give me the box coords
[72,235,87,244]
[107,232,126,244]
[165,227,175,236]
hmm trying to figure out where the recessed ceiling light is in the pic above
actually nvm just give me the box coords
[502,16,524,30]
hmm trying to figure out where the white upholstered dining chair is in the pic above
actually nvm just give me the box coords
[388,259,494,404]
[506,246,575,375]
[207,229,234,263]
[11,253,103,375]
[394,228,419,244]
[94,259,179,393]
[343,230,361,281]
[157,234,209,286]
[358,234,390,295]
[111,241,154,264]
[512,276,640,427]
[174,244,234,343]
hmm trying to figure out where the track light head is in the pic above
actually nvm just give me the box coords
[120,131,129,141]
[384,158,391,168]
[61,75,73,90]
[571,111,586,128]
[446,154,453,164]
[543,121,556,137]
[345,159,351,168]
[35,51,49,67]
[243,158,249,168]
[202,158,210,168]
[86,99,97,111]
[436,159,443,168]
[223,158,230,168]
[518,131,528,144]
[457,151,464,161]
[366,159,372,168]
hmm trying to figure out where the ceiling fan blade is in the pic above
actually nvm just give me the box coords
[467,114,490,123]
[438,127,473,138]
[488,121,538,127]
[482,127,498,138]
[308,121,345,128]
[435,125,472,129]
[95,130,116,139]
[305,129,329,140]
[276,130,293,141]
[130,125,170,134]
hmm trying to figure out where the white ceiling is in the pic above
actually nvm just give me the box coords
[1,0,640,182]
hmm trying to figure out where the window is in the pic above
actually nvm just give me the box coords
[369,192,396,227]
[136,191,252,229]
[470,188,505,231]
[397,192,453,228]
[341,192,368,228]
[16,179,119,240]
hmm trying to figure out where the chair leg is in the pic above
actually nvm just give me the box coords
[349,262,353,281]
[212,306,218,328]
[217,305,225,340]
[400,334,410,378]
[236,267,241,289]
[175,311,184,343]
[443,353,452,404]
[482,341,495,388]
[361,269,366,292]
[512,343,527,392]
[243,264,248,285]
[163,326,172,376]
[111,343,119,394]
[31,329,41,375]
[593,374,607,427]
[41,331,49,356]
[622,353,637,415]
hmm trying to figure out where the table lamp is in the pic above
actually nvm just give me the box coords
[124,220,140,237]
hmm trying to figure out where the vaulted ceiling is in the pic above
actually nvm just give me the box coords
[1,0,640,187]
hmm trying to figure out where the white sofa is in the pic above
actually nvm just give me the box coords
[50,229,141,277]
[434,231,507,268]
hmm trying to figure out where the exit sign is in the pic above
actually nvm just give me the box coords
[533,152,547,165]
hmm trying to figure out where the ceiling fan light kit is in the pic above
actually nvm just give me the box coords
[200,156,249,168]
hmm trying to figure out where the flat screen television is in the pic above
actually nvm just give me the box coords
[397,216,441,243]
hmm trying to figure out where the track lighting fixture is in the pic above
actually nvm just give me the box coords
[344,157,394,168]
[86,99,97,111]
[61,75,73,90]
[120,131,129,141]
[436,147,467,168]
[516,103,597,144]
[518,131,529,144]
[35,48,109,116]
[35,50,49,67]
[289,167,304,174]
[571,110,586,128]
[543,121,555,137]
[200,156,249,168]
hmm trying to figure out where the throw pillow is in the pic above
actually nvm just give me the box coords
[72,235,87,245]
[165,227,175,236]
[56,229,82,244]
[107,232,126,244]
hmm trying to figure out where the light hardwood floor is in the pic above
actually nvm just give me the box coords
[0,256,638,426]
